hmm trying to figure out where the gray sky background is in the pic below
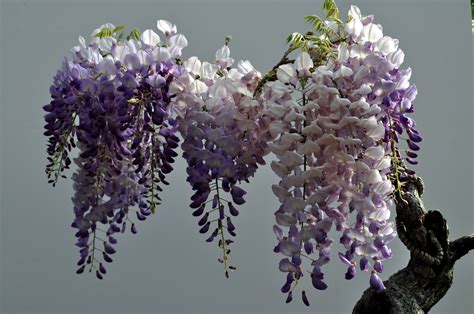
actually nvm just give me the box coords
[1,0,473,313]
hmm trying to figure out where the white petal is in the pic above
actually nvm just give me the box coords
[78,36,87,48]
[337,43,350,62]
[168,46,182,58]
[151,47,171,61]
[353,65,369,84]
[169,34,188,49]
[275,213,297,227]
[97,57,116,76]
[124,53,141,71]
[276,64,295,83]
[349,98,370,111]
[302,122,323,136]
[345,17,363,38]
[237,60,255,74]
[365,147,385,160]
[280,151,303,168]
[388,49,405,68]
[333,65,353,78]
[136,50,152,65]
[352,84,372,96]
[209,81,228,98]
[367,170,383,184]
[97,37,116,53]
[215,45,230,61]
[396,68,412,89]
[183,56,202,74]
[355,161,371,174]
[361,23,383,42]
[362,198,376,212]
[374,180,392,195]
[268,122,284,139]
[283,197,307,213]
[375,157,391,170]
[272,184,290,202]
[112,45,130,62]
[297,141,321,156]
[271,161,289,178]
[301,168,322,181]
[191,79,208,94]
[201,62,218,79]
[141,29,161,46]
[376,36,398,55]
[369,207,390,222]
[280,175,305,189]
[126,39,141,54]
[156,20,176,36]
[349,5,362,20]
[295,52,313,73]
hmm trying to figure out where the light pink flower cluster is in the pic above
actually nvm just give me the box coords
[258,4,419,304]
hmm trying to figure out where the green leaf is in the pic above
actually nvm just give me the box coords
[94,27,113,38]
[112,25,125,33]
[304,15,324,31]
[127,28,141,41]
[117,32,125,42]
[323,0,339,19]
[286,32,306,50]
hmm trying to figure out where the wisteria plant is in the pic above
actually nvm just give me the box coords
[44,1,473,312]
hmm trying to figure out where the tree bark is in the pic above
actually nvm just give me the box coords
[353,175,474,314]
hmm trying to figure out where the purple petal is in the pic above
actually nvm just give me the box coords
[273,225,283,239]
[102,252,113,263]
[407,129,422,143]
[360,256,369,271]
[370,272,385,291]
[99,263,107,274]
[311,277,328,290]
[345,266,356,280]
[301,290,310,306]
[407,140,420,151]
[228,202,239,216]
[374,260,384,273]
[199,222,210,234]
[338,252,353,266]
[279,240,300,257]
[96,270,103,280]
[192,204,205,217]
[76,266,85,274]
[279,258,297,272]
[104,242,116,255]
[281,281,291,293]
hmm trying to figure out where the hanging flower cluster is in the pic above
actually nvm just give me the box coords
[259,4,420,305]
[45,20,189,278]
[43,0,421,306]
[172,43,266,275]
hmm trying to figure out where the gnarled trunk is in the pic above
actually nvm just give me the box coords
[353,176,474,313]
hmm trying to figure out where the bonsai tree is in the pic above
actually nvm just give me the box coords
[43,1,473,312]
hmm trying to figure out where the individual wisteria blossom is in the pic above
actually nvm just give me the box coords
[45,20,187,277]
[173,43,266,276]
[260,4,419,305]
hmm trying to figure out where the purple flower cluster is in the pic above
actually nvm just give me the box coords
[174,45,265,276]
[44,21,187,277]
